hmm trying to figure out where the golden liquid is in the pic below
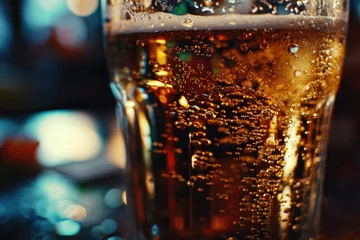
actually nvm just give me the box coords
[107,20,346,240]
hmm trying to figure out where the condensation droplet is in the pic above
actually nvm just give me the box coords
[297,20,305,27]
[288,44,299,54]
[289,18,295,26]
[182,17,194,28]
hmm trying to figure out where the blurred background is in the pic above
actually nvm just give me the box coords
[0,0,360,239]
[0,0,128,239]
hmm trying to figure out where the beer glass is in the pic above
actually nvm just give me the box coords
[102,0,348,238]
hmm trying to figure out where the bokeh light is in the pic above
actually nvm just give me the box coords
[22,0,68,43]
[56,220,81,236]
[56,200,74,217]
[35,199,49,219]
[54,15,87,49]
[91,226,102,239]
[23,0,67,28]
[104,189,123,208]
[24,111,102,167]
[151,224,159,236]
[67,0,99,17]
[35,171,78,201]
[64,204,87,221]
[100,219,117,235]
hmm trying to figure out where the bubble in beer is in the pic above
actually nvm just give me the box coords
[294,70,302,77]
[260,41,269,49]
[288,43,299,54]
[292,224,301,231]
[240,43,248,51]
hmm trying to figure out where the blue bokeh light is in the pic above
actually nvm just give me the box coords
[34,171,78,201]
[55,220,81,236]
[104,189,123,208]
[22,0,68,43]
[23,0,68,28]
[151,224,159,236]
[100,219,117,235]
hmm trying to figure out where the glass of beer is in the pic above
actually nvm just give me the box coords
[102,0,348,238]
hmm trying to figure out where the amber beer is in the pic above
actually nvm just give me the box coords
[106,14,346,239]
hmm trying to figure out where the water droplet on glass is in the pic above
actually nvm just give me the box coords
[288,44,299,54]
[297,20,305,27]
[289,18,295,26]
[182,17,194,28]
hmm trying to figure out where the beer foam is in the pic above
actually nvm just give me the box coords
[105,13,347,34]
